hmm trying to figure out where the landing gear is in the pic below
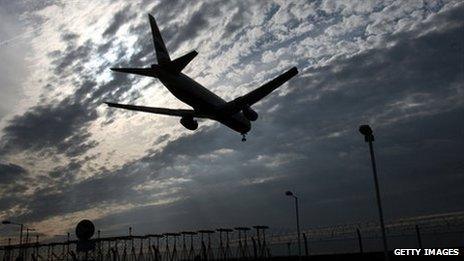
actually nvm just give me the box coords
[241,133,247,142]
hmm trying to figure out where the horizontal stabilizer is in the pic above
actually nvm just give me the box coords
[168,50,198,73]
[105,102,208,118]
[110,68,158,77]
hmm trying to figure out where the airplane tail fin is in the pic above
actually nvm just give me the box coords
[148,14,171,66]
[112,14,197,77]
[148,14,197,73]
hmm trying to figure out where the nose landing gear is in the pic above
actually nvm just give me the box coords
[241,133,247,142]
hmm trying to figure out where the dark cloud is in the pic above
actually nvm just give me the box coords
[126,1,225,55]
[0,162,30,213]
[220,2,255,40]
[60,32,79,42]
[0,20,137,158]
[48,160,81,180]
[19,173,136,222]
[0,162,26,184]
[15,152,171,222]
[102,5,135,38]
[52,39,94,74]
[167,2,221,51]
[0,1,463,236]
[0,98,98,157]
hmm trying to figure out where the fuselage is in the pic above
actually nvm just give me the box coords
[156,67,251,134]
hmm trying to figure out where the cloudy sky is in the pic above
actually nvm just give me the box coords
[0,0,463,241]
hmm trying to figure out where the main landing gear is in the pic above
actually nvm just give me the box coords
[241,133,247,142]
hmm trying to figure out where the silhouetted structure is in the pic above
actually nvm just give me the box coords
[234,227,251,259]
[252,226,270,259]
[1,212,464,260]
[198,230,215,260]
[181,232,196,260]
[285,191,301,259]
[216,228,233,260]
[359,125,389,261]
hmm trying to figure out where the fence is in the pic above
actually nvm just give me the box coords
[1,211,463,260]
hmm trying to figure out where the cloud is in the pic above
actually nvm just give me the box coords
[0,162,26,184]
[102,4,135,38]
[0,0,463,238]
[0,8,31,122]
[0,98,98,156]
[88,3,463,232]
[51,40,94,74]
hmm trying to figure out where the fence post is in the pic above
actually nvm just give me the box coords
[7,238,11,261]
[286,242,291,257]
[356,228,363,254]
[66,233,70,261]
[415,225,423,249]
[201,241,206,260]
[251,237,258,260]
[303,233,309,257]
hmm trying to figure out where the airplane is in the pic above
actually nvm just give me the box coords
[105,14,298,142]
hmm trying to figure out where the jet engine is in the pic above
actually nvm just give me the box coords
[242,106,258,121]
[180,116,198,130]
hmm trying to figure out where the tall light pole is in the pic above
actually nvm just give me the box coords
[2,220,24,258]
[359,125,389,261]
[285,190,301,259]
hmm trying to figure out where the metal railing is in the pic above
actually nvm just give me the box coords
[1,211,463,260]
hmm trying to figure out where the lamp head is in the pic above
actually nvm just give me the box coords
[2,220,11,225]
[359,125,374,142]
[285,191,294,196]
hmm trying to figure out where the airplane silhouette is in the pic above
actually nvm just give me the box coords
[105,14,298,142]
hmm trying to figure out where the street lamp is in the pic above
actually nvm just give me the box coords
[285,191,301,259]
[2,220,25,258]
[359,125,389,261]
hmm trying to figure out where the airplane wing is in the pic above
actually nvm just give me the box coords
[110,68,158,77]
[105,102,208,118]
[225,67,298,112]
